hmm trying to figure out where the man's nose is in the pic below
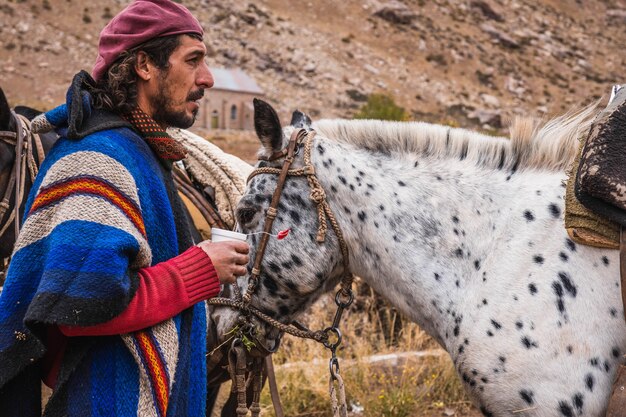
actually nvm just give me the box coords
[197,62,214,89]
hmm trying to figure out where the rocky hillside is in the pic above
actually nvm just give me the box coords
[2,0,626,131]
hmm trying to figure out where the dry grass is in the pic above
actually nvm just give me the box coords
[240,282,480,417]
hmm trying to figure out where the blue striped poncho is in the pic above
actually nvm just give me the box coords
[0,107,207,416]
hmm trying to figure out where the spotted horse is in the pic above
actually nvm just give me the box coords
[211,99,626,417]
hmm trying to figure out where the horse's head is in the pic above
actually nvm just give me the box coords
[212,99,346,353]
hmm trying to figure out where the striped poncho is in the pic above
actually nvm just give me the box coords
[0,117,208,416]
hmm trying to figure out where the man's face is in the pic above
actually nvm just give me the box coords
[149,35,213,129]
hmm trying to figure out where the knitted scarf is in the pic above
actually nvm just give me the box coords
[124,108,187,161]
[0,74,205,417]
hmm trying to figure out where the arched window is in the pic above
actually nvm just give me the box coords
[211,110,219,129]
[230,104,238,120]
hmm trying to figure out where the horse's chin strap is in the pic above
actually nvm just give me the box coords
[0,111,44,242]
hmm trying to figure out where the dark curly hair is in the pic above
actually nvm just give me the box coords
[91,33,201,114]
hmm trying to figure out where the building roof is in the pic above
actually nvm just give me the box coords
[210,67,264,94]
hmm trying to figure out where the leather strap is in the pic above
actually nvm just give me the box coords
[172,163,227,230]
[265,355,285,417]
[619,226,626,320]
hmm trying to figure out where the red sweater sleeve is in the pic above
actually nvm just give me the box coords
[59,246,220,336]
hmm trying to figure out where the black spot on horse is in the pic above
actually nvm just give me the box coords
[553,281,564,298]
[565,238,576,252]
[278,304,290,316]
[567,345,573,354]
[491,319,502,330]
[559,252,568,262]
[480,406,494,417]
[610,307,618,318]
[602,256,610,266]
[515,321,523,330]
[455,248,463,257]
[558,272,577,297]
[434,273,441,281]
[533,255,544,264]
[519,389,534,405]
[612,347,620,358]
[585,374,594,392]
[528,283,538,295]
[521,336,538,349]
[559,401,574,417]
[452,215,459,224]
[330,185,337,193]
[338,176,347,185]
[281,261,293,269]
[379,204,385,211]
[398,180,406,186]
[549,203,561,218]
[268,262,281,274]
[474,260,481,270]
[482,299,488,305]
[523,210,535,221]
[289,210,301,224]
[263,275,279,295]
[358,211,367,221]
[487,330,494,337]
[572,393,583,412]
[290,254,303,267]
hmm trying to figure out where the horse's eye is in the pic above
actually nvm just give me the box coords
[236,207,257,225]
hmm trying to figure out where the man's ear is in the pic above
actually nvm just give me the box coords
[135,51,153,81]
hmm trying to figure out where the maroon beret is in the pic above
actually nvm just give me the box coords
[92,0,203,82]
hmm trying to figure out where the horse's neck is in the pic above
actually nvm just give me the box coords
[315,138,565,347]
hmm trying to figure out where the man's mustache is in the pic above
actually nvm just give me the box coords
[187,90,205,101]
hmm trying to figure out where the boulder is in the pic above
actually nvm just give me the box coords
[373,1,417,25]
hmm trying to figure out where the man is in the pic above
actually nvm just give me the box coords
[0,1,249,415]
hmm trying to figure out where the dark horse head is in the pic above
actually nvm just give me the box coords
[0,88,57,261]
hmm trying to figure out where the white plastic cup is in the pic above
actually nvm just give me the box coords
[211,227,247,242]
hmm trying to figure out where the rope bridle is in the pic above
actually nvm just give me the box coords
[0,110,44,242]
[207,128,354,416]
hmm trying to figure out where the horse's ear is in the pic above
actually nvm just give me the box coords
[0,88,11,129]
[253,98,283,151]
[290,110,312,130]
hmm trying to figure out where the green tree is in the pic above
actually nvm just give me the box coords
[354,93,409,121]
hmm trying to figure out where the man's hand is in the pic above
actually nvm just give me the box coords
[196,240,250,284]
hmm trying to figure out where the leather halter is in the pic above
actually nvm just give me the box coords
[207,128,355,345]
[0,111,44,241]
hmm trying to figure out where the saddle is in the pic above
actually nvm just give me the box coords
[567,85,626,417]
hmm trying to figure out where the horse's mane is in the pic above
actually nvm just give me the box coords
[313,105,597,172]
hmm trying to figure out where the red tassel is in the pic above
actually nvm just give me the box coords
[277,229,291,240]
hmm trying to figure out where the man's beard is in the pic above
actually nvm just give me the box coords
[151,84,203,129]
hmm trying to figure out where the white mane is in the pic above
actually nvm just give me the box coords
[313,106,597,173]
